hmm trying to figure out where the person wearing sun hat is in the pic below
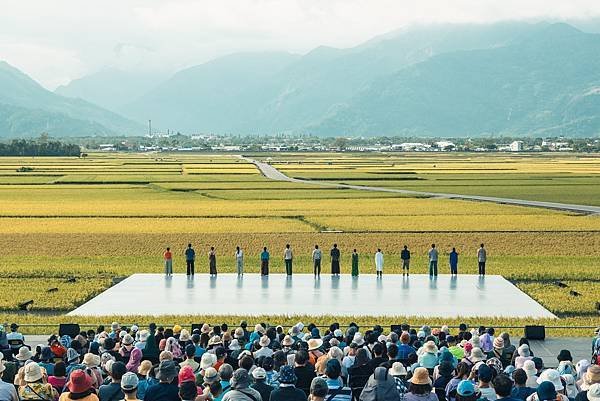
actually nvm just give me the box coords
[533,381,561,401]
[58,369,98,401]
[418,341,438,370]
[579,365,600,393]
[135,360,155,400]
[406,367,437,401]
[18,362,59,401]
[253,336,273,359]
[456,380,479,401]
[583,383,600,401]
[537,369,565,394]
[222,368,262,401]
[390,362,409,397]
[144,360,179,401]
[476,364,496,401]
[269,365,304,401]
[250,367,272,401]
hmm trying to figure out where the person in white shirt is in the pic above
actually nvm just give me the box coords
[477,243,487,276]
[253,336,274,359]
[312,245,322,277]
[235,246,244,276]
[284,244,293,276]
[428,244,439,277]
[374,249,384,278]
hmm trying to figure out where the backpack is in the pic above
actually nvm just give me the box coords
[359,367,402,401]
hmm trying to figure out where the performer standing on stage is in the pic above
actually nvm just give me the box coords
[312,245,322,277]
[185,243,195,276]
[209,246,217,276]
[284,244,293,276]
[164,247,173,277]
[428,243,438,277]
[351,249,359,277]
[330,244,341,276]
[260,247,270,276]
[478,243,487,276]
[375,248,384,278]
[449,247,459,275]
[235,246,244,276]
[401,245,410,276]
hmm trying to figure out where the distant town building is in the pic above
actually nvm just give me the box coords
[510,141,524,152]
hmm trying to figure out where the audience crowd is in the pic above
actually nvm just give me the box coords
[1,322,599,401]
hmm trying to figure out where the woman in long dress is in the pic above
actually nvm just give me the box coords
[235,246,243,276]
[351,249,359,277]
[375,248,384,278]
[330,244,340,276]
[209,247,217,276]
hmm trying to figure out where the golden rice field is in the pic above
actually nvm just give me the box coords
[0,152,598,335]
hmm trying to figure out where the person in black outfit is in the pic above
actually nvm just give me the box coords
[294,349,316,396]
[250,367,272,401]
[348,348,374,395]
[367,343,388,371]
[330,244,341,276]
[401,245,410,276]
[269,365,306,401]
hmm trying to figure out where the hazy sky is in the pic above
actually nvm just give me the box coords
[2,0,600,89]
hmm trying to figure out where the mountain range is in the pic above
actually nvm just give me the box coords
[2,21,600,137]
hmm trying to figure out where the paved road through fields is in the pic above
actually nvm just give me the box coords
[242,156,600,215]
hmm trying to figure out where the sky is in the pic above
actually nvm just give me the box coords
[2,0,600,90]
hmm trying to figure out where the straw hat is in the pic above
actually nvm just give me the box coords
[410,367,431,385]
[173,325,182,334]
[83,353,101,367]
[208,336,222,347]
[308,338,323,351]
[24,363,43,382]
[201,324,210,334]
[390,362,407,377]
[255,324,266,335]
[138,360,153,376]
[259,336,270,348]
[179,329,191,342]
[222,332,232,343]
[423,341,438,354]
[16,346,34,361]
[234,328,244,339]
[282,335,294,346]
[203,367,220,384]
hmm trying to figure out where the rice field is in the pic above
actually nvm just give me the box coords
[0,152,598,334]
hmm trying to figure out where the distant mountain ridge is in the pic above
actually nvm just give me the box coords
[3,21,600,137]
[0,62,143,137]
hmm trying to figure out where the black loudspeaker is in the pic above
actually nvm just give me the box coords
[390,325,402,334]
[524,325,545,340]
[59,323,81,338]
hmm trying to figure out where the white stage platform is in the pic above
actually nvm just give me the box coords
[68,274,556,318]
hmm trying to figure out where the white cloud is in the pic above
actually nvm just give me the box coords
[1,0,600,89]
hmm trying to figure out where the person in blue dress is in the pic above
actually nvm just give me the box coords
[260,247,270,276]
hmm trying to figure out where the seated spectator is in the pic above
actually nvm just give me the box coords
[179,344,200,375]
[310,377,329,401]
[476,364,496,401]
[269,365,306,401]
[294,349,316,396]
[511,368,536,401]
[216,363,233,400]
[38,347,55,376]
[406,367,437,401]
[515,345,533,369]
[528,381,569,401]
[580,384,600,401]
[493,374,520,401]
[135,361,155,400]
[0,359,18,401]
[576,366,600,401]
[121,372,141,401]
[49,361,68,394]
[144,360,179,401]
[324,359,353,401]
[390,362,408,399]
[349,349,373,391]
[445,362,470,401]
[359,366,402,401]
[98,361,126,401]
[522,360,539,388]
[59,369,99,401]
[18,363,59,401]
[222,368,262,401]
[456,380,479,401]
[250,367,272,401]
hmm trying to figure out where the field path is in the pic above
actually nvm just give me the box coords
[241,156,600,215]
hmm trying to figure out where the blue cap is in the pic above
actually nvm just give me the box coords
[457,380,476,396]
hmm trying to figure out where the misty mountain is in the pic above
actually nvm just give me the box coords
[311,23,600,137]
[55,67,166,112]
[0,62,143,137]
[124,21,547,135]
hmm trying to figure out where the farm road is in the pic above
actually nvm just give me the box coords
[241,156,600,215]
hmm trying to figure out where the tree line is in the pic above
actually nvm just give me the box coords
[0,137,81,156]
